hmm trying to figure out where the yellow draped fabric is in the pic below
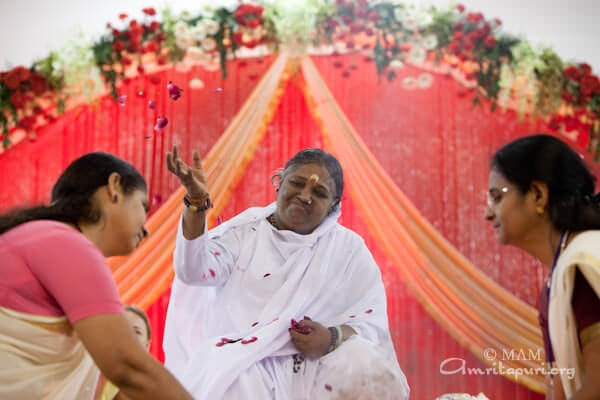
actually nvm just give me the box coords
[108,54,292,308]
[298,56,545,393]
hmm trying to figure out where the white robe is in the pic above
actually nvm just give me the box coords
[163,203,409,399]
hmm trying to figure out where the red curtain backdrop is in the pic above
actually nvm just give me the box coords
[6,54,597,398]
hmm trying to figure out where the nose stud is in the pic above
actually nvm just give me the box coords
[307,199,312,205]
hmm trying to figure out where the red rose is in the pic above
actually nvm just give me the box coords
[454,22,465,31]
[577,130,590,149]
[466,30,480,43]
[564,65,580,80]
[137,65,145,75]
[29,73,47,95]
[367,11,380,22]
[564,116,579,132]
[33,105,44,115]
[448,41,461,55]
[467,12,483,25]
[561,91,574,102]
[483,35,497,48]
[157,57,167,65]
[143,40,160,53]
[121,56,132,65]
[10,92,26,109]
[457,4,465,12]
[112,40,125,52]
[156,32,165,42]
[18,116,36,130]
[233,31,243,45]
[143,7,156,16]
[3,71,22,90]
[580,63,592,76]
[493,18,502,26]
[112,28,121,37]
[246,18,260,28]
[119,13,128,20]
[453,31,464,41]
[580,75,600,95]
[463,40,474,52]
[480,23,491,36]
[149,21,160,31]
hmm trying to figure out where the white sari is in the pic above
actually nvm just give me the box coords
[549,230,600,398]
[163,203,409,399]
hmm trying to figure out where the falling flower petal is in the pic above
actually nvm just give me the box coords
[202,273,207,279]
[217,216,222,224]
[154,116,168,132]
[213,87,223,93]
[118,95,127,106]
[349,314,356,318]
[252,322,259,327]
[148,100,156,109]
[152,194,162,206]
[216,342,225,347]
[209,269,216,278]
[263,273,271,278]
[241,336,258,344]
[167,81,183,100]
[136,90,145,98]
[365,309,373,314]
[325,384,333,392]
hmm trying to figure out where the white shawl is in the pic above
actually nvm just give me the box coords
[549,230,600,398]
[163,203,403,398]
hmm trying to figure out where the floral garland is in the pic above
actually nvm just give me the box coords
[1,1,599,158]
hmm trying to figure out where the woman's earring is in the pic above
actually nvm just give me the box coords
[113,194,118,203]
[536,206,544,215]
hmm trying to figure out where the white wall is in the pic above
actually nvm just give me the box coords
[1,0,599,72]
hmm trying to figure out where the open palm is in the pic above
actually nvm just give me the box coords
[166,145,208,199]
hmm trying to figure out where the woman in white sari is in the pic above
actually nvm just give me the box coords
[485,134,600,399]
[163,146,409,399]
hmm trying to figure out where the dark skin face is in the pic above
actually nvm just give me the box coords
[273,163,337,235]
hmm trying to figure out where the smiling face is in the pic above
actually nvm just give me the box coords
[274,163,337,235]
[104,187,149,256]
[484,168,539,246]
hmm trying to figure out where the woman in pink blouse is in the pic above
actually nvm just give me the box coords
[0,152,193,400]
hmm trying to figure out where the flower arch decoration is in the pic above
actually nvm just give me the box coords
[1,1,598,156]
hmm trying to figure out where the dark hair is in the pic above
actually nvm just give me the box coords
[125,304,152,341]
[491,134,600,231]
[273,148,344,213]
[0,152,147,235]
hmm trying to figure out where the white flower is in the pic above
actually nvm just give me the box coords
[416,12,433,29]
[186,46,205,60]
[203,19,220,36]
[390,59,404,69]
[422,34,438,50]
[402,17,418,31]
[417,72,433,88]
[174,20,189,37]
[201,37,217,52]
[402,76,417,89]
[393,7,406,22]
[175,32,194,50]
[189,78,205,89]
[190,24,207,42]
[408,45,426,64]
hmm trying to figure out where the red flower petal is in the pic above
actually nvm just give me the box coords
[117,95,127,105]
[349,315,356,318]
[210,269,216,278]
[252,322,259,327]
[365,309,373,314]
[213,251,221,256]
[241,336,258,344]
[216,342,225,347]
[148,100,156,109]
[325,384,333,391]
[263,273,271,278]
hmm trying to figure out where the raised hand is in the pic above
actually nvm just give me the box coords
[166,145,208,199]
